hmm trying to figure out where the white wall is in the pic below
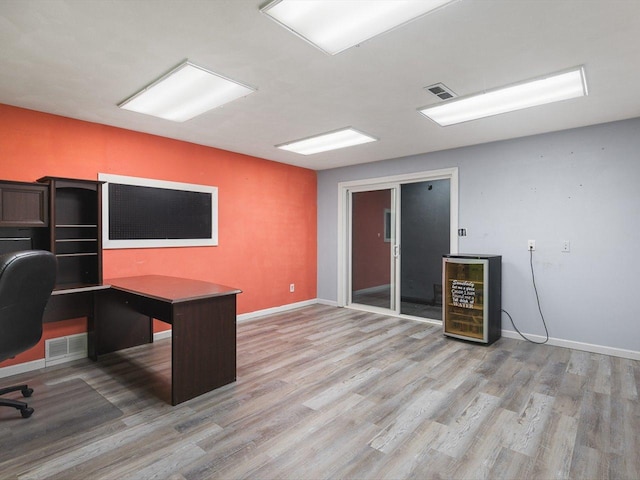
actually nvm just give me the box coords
[317,117,640,355]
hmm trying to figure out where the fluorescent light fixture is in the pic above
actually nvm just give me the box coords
[419,66,588,126]
[119,61,255,122]
[261,0,456,55]
[277,127,377,155]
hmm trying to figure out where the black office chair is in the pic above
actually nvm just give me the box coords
[0,250,56,418]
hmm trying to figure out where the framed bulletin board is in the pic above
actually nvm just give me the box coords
[99,173,218,249]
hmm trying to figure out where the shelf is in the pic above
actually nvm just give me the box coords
[447,303,483,311]
[447,278,484,285]
[56,252,98,258]
[56,238,97,242]
[446,325,483,339]
[56,224,98,228]
[446,316,483,326]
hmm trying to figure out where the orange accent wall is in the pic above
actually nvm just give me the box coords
[0,104,317,367]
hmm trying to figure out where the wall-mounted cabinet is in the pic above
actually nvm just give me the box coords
[0,181,48,227]
[38,177,103,290]
[442,254,501,345]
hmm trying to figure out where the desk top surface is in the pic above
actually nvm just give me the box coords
[106,275,242,304]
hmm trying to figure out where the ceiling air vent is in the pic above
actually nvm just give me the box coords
[425,83,457,100]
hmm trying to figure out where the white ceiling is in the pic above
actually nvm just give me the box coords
[1,0,639,171]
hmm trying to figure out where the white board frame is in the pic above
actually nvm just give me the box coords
[99,173,218,249]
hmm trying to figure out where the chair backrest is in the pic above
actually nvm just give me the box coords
[0,250,57,362]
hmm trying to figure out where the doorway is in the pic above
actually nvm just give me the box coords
[339,168,458,321]
[399,179,450,319]
[350,188,396,311]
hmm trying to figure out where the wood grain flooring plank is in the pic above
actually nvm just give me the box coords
[244,415,380,480]
[534,358,570,397]
[566,349,594,376]
[488,447,535,480]
[259,393,367,462]
[0,305,637,480]
[610,357,638,401]
[553,371,589,418]
[502,392,555,457]
[369,387,447,454]
[327,442,386,480]
[356,368,436,428]
[363,420,444,480]
[432,391,502,459]
[303,366,383,411]
[606,396,640,480]
[17,409,194,480]
[184,402,315,480]
[448,408,516,480]
[409,323,441,340]
[406,447,459,480]
[574,390,611,453]
[530,412,578,480]
[430,352,483,393]
[568,445,609,480]
[481,358,537,413]
[590,354,613,395]
[430,374,488,426]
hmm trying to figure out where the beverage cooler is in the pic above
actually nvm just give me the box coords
[442,254,502,345]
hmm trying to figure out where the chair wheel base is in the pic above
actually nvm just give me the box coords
[20,406,34,418]
[1,384,35,417]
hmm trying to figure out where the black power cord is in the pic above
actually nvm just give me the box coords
[501,248,549,344]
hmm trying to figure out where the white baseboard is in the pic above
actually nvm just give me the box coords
[316,298,339,307]
[154,330,172,341]
[0,359,45,379]
[238,299,318,322]
[501,329,640,361]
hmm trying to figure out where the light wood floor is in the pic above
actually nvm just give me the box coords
[1,304,638,479]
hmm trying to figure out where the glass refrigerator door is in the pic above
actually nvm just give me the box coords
[443,258,488,342]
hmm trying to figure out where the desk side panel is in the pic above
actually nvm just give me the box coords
[93,289,153,357]
[172,294,237,405]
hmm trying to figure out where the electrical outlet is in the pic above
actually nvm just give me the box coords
[562,240,570,253]
[528,240,536,251]
[289,283,295,293]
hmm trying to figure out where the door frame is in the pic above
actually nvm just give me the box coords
[337,167,459,315]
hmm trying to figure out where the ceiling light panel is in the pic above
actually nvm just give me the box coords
[419,66,588,126]
[261,0,456,55]
[119,61,255,122]
[277,128,377,155]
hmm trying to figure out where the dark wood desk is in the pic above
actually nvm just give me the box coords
[44,284,110,324]
[92,275,241,405]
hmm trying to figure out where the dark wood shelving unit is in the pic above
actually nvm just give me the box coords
[38,177,104,290]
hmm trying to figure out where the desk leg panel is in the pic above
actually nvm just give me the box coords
[94,289,153,358]
[172,294,237,405]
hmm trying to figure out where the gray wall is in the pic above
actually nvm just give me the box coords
[317,117,640,352]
